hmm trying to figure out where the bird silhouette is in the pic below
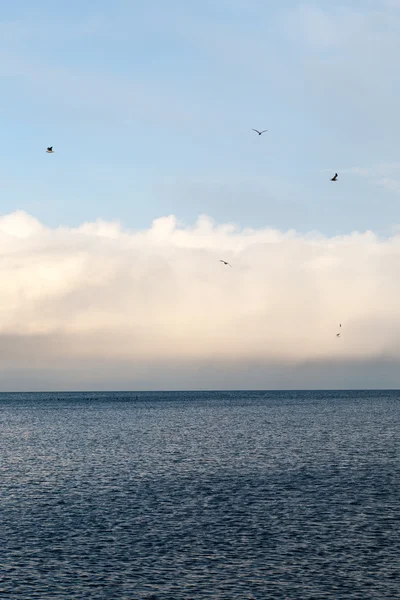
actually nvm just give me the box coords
[46,146,54,153]
[331,173,338,181]
[252,129,268,135]
[336,333,340,337]
[220,260,232,267]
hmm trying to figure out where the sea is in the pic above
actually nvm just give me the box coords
[1,390,399,599]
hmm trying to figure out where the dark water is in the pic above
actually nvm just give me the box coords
[1,390,399,599]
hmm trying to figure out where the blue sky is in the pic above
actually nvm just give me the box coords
[2,0,400,235]
[3,1,400,389]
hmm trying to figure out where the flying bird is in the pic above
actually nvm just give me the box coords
[331,173,338,181]
[220,260,232,267]
[252,129,268,135]
[46,146,54,153]
[336,333,340,338]
[339,323,342,327]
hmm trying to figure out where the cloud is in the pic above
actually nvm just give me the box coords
[345,163,400,193]
[284,3,397,53]
[285,5,339,49]
[0,210,400,389]
[385,0,400,8]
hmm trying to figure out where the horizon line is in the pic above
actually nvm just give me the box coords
[0,388,399,394]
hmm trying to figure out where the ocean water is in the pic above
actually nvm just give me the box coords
[1,390,399,599]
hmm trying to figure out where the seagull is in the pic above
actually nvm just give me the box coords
[336,333,340,337]
[339,323,342,327]
[46,146,54,153]
[220,260,232,267]
[252,129,268,136]
[331,173,338,181]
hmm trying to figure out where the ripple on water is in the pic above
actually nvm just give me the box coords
[1,390,399,599]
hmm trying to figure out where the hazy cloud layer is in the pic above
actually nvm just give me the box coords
[0,210,399,390]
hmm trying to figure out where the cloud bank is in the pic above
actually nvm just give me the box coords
[1,210,400,390]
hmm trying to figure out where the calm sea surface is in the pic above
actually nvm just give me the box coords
[1,390,399,599]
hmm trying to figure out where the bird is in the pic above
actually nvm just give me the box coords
[339,323,342,327]
[331,173,338,181]
[252,129,268,135]
[46,146,54,153]
[220,260,232,267]
[336,333,340,338]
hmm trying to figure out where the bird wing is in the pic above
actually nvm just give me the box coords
[260,130,268,133]
[252,129,260,134]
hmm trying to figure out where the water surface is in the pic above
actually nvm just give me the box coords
[1,390,399,599]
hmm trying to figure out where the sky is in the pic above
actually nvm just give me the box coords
[1,0,400,390]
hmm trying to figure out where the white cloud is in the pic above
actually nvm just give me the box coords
[285,5,339,48]
[285,3,397,53]
[1,210,400,389]
[345,163,400,193]
[385,0,400,8]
